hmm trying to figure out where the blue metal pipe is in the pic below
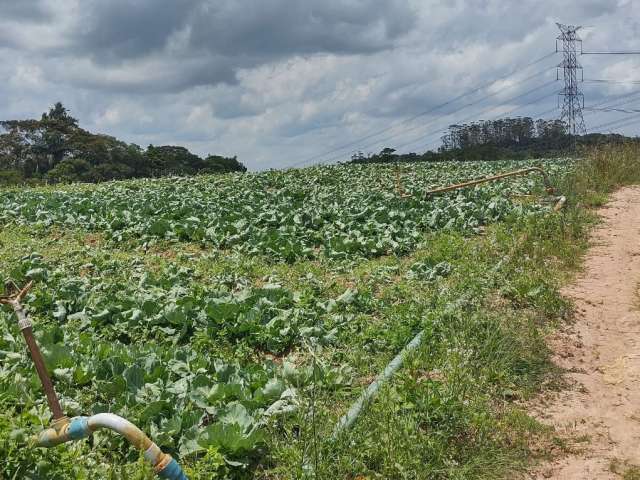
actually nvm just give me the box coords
[158,459,188,480]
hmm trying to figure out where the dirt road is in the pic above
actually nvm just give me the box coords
[530,186,640,479]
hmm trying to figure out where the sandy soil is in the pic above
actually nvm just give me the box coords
[528,186,640,479]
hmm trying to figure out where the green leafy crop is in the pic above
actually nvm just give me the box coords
[0,159,573,479]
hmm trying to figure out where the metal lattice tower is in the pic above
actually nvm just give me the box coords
[556,23,586,135]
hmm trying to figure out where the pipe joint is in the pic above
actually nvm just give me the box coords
[67,416,91,440]
[157,457,188,480]
[36,416,92,447]
[36,414,189,479]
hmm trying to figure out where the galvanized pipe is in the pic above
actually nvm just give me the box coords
[425,167,555,196]
[21,325,66,420]
[1,282,65,420]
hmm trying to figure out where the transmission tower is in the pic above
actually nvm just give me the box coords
[556,23,586,135]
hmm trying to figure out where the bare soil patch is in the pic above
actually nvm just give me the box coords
[529,187,640,479]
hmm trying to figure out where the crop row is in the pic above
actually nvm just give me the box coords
[0,161,569,261]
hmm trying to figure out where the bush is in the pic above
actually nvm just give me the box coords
[201,155,247,173]
[88,162,134,182]
[0,169,23,185]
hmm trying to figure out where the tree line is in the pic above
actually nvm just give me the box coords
[440,117,567,151]
[0,103,246,185]
[350,117,639,164]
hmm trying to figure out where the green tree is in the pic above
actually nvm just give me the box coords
[46,158,92,183]
[201,155,247,173]
[0,103,243,184]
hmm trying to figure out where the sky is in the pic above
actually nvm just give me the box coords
[0,0,639,170]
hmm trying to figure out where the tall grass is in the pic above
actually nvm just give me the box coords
[565,142,640,203]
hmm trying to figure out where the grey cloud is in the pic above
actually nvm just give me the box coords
[53,54,241,94]
[66,0,415,90]
[188,0,415,57]
[0,0,50,21]
[76,0,194,62]
[77,0,415,61]
[417,0,619,51]
[0,0,638,170]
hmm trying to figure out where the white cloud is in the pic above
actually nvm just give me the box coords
[0,0,638,170]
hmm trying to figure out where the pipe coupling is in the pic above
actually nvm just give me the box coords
[37,416,90,447]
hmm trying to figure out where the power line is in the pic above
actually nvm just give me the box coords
[584,79,640,85]
[590,111,640,131]
[582,91,640,132]
[398,83,559,153]
[599,116,640,133]
[419,102,561,153]
[285,34,637,167]
[342,79,558,161]
[582,51,640,55]
[367,31,640,151]
[284,51,557,168]
[585,106,640,114]
[591,89,640,107]
[412,83,640,153]
[377,79,557,154]
[290,66,556,168]
[346,38,637,156]
[529,106,561,119]
[414,85,564,154]
[583,89,640,116]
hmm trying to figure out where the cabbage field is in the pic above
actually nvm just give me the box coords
[0,161,567,261]
[0,160,574,479]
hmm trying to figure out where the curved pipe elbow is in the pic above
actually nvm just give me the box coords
[87,413,152,451]
[529,167,555,194]
[86,414,187,478]
[554,195,567,212]
[36,414,188,479]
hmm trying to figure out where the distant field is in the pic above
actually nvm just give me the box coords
[0,159,582,479]
[1,160,569,261]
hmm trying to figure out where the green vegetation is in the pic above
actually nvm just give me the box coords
[0,148,638,479]
[1,160,566,262]
[569,142,640,196]
[0,103,245,186]
[350,117,639,164]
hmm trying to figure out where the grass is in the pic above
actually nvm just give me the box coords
[271,143,640,479]
[610,458,640,479]
[275,212,584,479]
[1,144,639,479]
[564,142,640,206]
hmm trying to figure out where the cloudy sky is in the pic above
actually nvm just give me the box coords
[1,0,639,170]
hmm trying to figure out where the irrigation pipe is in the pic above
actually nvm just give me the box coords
[0,282,188,480]
[332,330,424,438]
[332,176,565,437]
[554,196,567,212]
[0,281,65,420]
[37,414,187,479]
[424,167,555,197]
